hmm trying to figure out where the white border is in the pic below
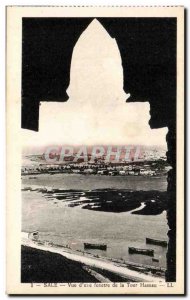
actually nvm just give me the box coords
[2,1,187,298]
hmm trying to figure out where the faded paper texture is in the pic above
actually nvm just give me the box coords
[6,6,184,295]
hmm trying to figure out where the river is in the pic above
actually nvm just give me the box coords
[22,174,168,268]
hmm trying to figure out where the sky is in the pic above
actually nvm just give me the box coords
[22,19,167,149]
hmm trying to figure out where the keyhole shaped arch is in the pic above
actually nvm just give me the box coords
[21,17,177,281]
[66,18,130,106]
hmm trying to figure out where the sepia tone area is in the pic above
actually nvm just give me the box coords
[21,17,176,283]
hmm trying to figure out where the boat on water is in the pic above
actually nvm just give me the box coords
[128,247,154,256]
[84,243,107,251]
[152,257,159,262]
[146,238,167,247]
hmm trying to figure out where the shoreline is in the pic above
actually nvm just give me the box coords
[22,172,167,179]
[22,185,168,215]
[22,233,165,283]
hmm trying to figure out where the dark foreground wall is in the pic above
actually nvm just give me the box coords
[22,18,177,281]
[21,246,98,282]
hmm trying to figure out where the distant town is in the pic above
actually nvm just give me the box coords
[22,146,170,177]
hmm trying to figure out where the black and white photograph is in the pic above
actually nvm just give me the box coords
[6,6,184,295]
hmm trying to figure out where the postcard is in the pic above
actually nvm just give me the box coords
[6,6,184,295]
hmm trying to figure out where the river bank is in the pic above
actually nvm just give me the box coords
[22,174,168,274]
[21,233,165,283]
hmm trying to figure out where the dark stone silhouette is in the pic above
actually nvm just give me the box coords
[22,17,177,281]
[22,18,92,131]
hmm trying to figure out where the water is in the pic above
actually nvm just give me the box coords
[22,174,168,268]
[22,173,167,191]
